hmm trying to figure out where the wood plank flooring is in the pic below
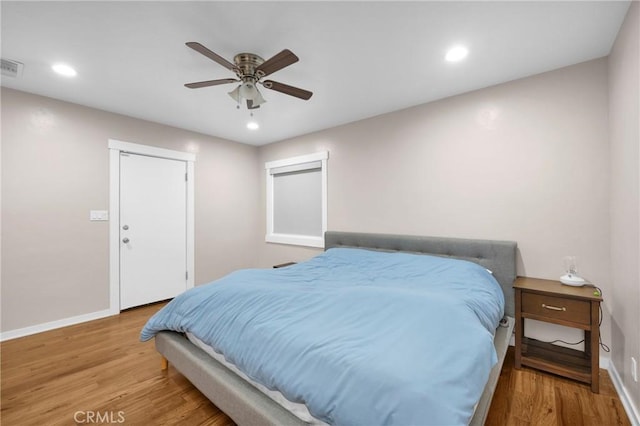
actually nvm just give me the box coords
[486,346,630,426]
[1,302,631,426]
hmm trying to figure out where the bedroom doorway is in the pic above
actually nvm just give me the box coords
[108,140,195,312]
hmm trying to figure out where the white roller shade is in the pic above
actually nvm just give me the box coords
[273,168,322,237]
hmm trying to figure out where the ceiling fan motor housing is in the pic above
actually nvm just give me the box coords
[234,53,265,79]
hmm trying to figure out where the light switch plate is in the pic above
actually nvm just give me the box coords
[90,210,109,221]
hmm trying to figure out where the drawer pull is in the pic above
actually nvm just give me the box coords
[542,303,566,312]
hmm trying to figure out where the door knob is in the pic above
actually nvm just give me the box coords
[122,237,130,243]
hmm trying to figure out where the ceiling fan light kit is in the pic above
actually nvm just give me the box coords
[228,80,266,109]
[184,42,312,111]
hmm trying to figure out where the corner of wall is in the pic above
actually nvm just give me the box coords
[607,0,640,418]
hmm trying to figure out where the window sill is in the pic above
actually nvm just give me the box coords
[265,233,324,248]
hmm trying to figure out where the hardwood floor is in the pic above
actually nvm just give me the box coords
[1,303,631,426]
[486,347,629,426]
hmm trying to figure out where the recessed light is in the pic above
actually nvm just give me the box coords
[52,63,77,77]
[445,45,469,62]
[247,121,259,130]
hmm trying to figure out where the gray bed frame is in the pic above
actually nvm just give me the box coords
[154,231,517,425]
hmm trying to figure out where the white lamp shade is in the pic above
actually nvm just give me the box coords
[252,87,266,106]
[228,82,266,108]
[239,82,258,99]
[228,86,241,102]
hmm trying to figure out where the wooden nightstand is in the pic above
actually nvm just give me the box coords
[514,276,602,393]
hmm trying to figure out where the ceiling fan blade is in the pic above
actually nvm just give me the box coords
[186,42,236,71]
[255,49,299,77]
[262,80,313,100]
[185,78,238,89]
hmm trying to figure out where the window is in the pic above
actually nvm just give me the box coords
[265,151,328,248]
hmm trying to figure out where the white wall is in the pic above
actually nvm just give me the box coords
[258,58,612,353]
[609,0,640,417]
[1,88,260,333]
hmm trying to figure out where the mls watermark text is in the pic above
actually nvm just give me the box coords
[74,411,125,424]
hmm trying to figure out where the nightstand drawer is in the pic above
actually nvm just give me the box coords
[521,292,591,325]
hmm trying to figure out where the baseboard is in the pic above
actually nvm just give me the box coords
[0,308,116,342]
[600,355,610,370]
[609,360,640,426]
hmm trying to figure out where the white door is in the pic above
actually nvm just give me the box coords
[119,152,187,309]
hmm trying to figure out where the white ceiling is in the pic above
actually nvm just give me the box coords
[1,1,631,146]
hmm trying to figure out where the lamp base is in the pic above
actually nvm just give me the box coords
[560,274,586,287]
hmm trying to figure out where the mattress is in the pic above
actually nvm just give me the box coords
[186,316,516,426]
[186,332,328,425]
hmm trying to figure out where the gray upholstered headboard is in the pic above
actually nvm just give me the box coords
[325,231,518,317]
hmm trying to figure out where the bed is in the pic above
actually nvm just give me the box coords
[142,231,517,425]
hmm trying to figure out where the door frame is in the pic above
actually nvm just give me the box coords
[108,139,195,314]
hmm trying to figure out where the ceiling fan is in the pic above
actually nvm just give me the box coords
[184,42,313,110]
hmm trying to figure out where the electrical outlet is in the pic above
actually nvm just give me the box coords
[632,357,638,382]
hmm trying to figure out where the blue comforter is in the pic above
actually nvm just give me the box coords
[141,248,504,425]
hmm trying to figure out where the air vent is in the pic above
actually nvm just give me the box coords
[1,59,24,78]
